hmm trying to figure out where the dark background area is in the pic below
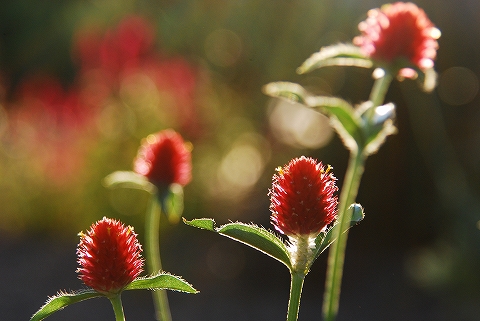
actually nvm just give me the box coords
[1,0,479,320]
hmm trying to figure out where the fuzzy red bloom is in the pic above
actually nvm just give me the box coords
[134,129,192,188]
[269,156,338,237]
[354,2,440,72]
[77,217,143,295]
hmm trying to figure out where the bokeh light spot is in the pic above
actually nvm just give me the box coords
[268,98,334,149]
[438,67,479,106]
[204,29,242,67]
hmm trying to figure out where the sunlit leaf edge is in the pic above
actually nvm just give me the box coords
[30,289,101,321]
[297,43,371,74]
[183,218,292,269]
[125,272,198,294]
[103,171,156,194]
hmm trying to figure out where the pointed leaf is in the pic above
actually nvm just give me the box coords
[297,43,372,74]
[30,290,101,321]
[182,217,216,231]
[184,218,291,269]
[262,81,310,104]
[103,171,156,194]
[217,222,292,269]
[312,204,365,261]
[125,272,198,294]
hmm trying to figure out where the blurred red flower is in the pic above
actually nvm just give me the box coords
[134,129,192,188]
[354,2,440,72]
[269,156,338,237]
[77,217,144,295]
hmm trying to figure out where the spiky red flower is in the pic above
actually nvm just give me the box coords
[353,2,440,72]
[269,156,338,237]
[134,129,192,188]
[77,217,143,295]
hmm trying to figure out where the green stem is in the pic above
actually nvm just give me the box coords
[146,196,172,321]
[322,71,393,321]
[322,150,365,321]
[109,295,126,321]
[369,70,393,109]
[287,272,306,321]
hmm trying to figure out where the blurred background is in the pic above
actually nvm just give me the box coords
[1,0,479,320]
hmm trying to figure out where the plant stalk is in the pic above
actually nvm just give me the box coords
[322,150,365,321]
[146,196,172,321]
[287,272,306,321]
[109,294,126,321]
[322,72,392,321]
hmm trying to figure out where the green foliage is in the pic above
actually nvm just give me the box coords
[183,206,364,273]
[183,218,292,269]
[125,272,198,293]
[30,290,102,321]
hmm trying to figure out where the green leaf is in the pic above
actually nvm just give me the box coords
[312,204,365,262]
[217,222,292,269]
[359,103,397,156]
[30,290,101,321]
[297,43,372,74]
[125,272,198,294]
[263,81,363,152]
[163,184,184,224]
[183,218,292,269]
[305,96,363,152]
[182,217,216,231]
[262,81,310,104]
[103,171,156,194]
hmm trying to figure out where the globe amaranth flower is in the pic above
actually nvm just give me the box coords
[134,129,192,188]
[353,2,440,75]
[269,156,338,238]
[77,217,144,296]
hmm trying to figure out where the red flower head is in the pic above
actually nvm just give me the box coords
[269,156,338,237]
[134,129,192,188]
[353,2,440,73]
[77,217,143,295]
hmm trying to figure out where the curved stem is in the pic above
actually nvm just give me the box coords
[145,196,172,321]
[287,272,306,321]
[322,149,365,321]
[109,294,126,321]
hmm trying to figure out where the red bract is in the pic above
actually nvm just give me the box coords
[77,217,143,295]
[134,129,192,188]
[269,157,338,237]
[353,2,440,72]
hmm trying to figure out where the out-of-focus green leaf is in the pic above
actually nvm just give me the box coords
[297,43,372,74]
[263,81,310,104]
[305,95,363,151]
[125,272,198,293]
[30,290,101,321]
[358,102,397,156]
[263,81,363,152]
[103,171,156,194]
[184,218,292,269]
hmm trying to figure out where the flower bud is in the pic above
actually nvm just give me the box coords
[77,217,144,295]
[269,156,338,238]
